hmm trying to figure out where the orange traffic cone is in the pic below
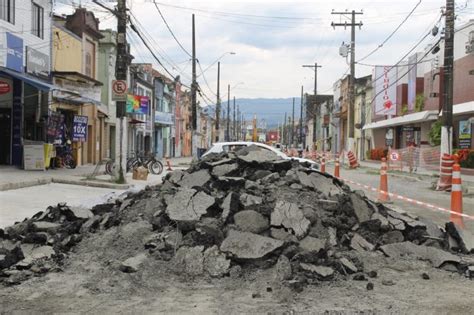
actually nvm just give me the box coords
[165,156,173,171]
[347,150,359,169]
[436,153,454,191]
[334,152,340,178]
[450,163,464,228]
[378,157,390,203]
[321,152,326,173]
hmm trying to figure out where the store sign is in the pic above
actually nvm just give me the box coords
[5,33,23,72]
[459,120,472,149]
[53,78,101,103]
[373,66,397,116]
[403,126,414,132]
[154,111,173,125]
[126,94,149,115]
[72,115,88,142]
[26,47,50,77]
[0,80,11,94]
[385,128,394,147]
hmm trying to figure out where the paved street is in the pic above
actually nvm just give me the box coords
[325,163,474,231]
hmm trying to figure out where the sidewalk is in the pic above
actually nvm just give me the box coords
[0,156,193,191]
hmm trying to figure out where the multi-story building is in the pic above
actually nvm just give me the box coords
[51,9,107,166]
[152,70,175,159]
[0,0,53,166]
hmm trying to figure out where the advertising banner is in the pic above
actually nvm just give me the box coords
[373,66,397,116]
[407,54,417,111]
[459,120,472,149]
[6,33,23,72]
[126,94,149,115]
[26,46,50,77]
[72,115,88,142]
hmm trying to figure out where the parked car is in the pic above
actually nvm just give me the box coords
[202,141,318,169]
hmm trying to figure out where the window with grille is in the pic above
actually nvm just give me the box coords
[0,0,15,23]
[31,2,44,39]
[85,53,92,77]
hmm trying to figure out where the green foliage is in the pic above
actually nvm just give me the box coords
[429,120,442,146]
[414,94,424,112]
[454,149,474,168]
[401,104,408,115]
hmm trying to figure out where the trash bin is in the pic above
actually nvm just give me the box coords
[44,143,53,169]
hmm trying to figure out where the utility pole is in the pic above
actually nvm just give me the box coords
[299,86,304,150]
[441,0,454,157]
[233,96,236,140]
[361,91,366,161]
[191,14,197,157]
[283,112,287,146]
[114,0,128,184]
[237,104,240,140]
[291,97,295,147]
[226,84,230,141]
[332,10,363,150]
[215,61,220,142]
[302,62,322,95]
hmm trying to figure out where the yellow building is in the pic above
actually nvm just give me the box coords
[50,10,107,166]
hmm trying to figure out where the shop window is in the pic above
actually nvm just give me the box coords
[0,0,15,24]
[31,2,44,39]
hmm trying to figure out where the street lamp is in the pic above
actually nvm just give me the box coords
[198,51,236,77]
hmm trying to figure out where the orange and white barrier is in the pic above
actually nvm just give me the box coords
[436,153,454,191]
[334,152,340,178]
[321,153,326,173]
[378,157,390,203]
[165,156,173,171]
[347,150,359,169]
[450,163,464,228]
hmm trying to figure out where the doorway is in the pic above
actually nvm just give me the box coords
[0,108,11,164]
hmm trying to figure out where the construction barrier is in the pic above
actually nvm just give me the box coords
[450,163,464,228]
[436,153,454,191]
[321,153,326,173]
[334,152,340,178]
[165,157,173,171]
[347,150,359,169]
[378,157,390,203]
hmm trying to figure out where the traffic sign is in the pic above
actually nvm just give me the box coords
[390,152,400,161]
[112,80,127,101]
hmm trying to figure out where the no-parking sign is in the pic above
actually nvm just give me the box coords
[390,151,400,161]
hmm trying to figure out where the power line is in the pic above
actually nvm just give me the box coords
[152,1,192,58]
[357,0,423,62]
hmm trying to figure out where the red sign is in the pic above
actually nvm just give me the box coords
[0,80,11,95]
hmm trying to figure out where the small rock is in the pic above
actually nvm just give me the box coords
[290,183,303,190]
[266,287,273,292]
[299,236,326,253]
[220,230,284,259]
[421,272,430,280]
[229,265,242,279]
[445,222,474,254]
[465,266,474,279]
[221,192,239,223]
[300,263,334,278]
[353,273,367,281]
[366,282,374,290]
[173,246,204,276]
[368,270,378,278]
[271,200,311,238]
[203,246,231,277]
[270,228,298,243]
[79,215,101,233]
[240,193,263,208]
[339,257,358,274]
[31,222,61,233]
[350,234,375,252]
[382,280,395,286]
[252,293,262,299]
[178,169,211,188]
[119,253,148,273]
[274,255,292,281]
[381,230,404,244]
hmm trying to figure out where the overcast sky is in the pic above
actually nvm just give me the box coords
[56,0,474,103]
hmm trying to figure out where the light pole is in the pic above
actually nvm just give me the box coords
[198,51,236,78]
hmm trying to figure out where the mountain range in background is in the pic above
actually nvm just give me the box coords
[202,98,302,128]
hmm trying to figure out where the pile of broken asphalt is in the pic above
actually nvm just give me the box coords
[1,145,473,289]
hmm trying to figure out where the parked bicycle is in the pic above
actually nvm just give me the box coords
[107,151,164,175]
[54,140,76,169]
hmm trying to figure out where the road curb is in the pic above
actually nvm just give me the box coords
[0,178,52,191]
[52,178,130,190]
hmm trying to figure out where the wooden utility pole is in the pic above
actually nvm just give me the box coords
[114,0,128,184]
[332,10,363,142]
[302,62,322,95]
[441,0,455,156]
[191,14,197,156]
[291,97,295,147]
[299,86,304,149]
[283,112,287,146]
[233,96,236,140]
[215,61,220,142]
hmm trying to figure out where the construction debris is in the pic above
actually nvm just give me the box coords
[0,145,473,289]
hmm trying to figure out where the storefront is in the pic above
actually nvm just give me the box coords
[452,101,474,149]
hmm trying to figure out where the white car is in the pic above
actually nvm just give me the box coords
[202,141,318,169]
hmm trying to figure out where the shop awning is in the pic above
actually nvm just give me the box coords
[439,101,474,116]
[363,110,439,130]
[0,68,55,91]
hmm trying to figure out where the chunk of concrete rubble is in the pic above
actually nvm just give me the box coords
[203,246,231,277]
[371,212,390,229]
[240,193,263,208]
[177,169,211,188]
[271,200,310,239]
[261,172,280,184]
[445,222,474,254]
[274,255,292,281]
[297,172,342,197]
[173,246,204,276]
[237,149,281,163]
[221,192,239,222]
[270,228,298,243]
[69,207,94,220]
[300,263,334,278]
[350,233,375,252]
[386,215,406,230]
[250,170,272,181]
[327,227,338,247]
[119,253,148,273]
[166,188,215,222]
[21,246,55,264]
[167,170,184,184]
[206,158,234,167]
[233,210,269,234]
[350,194,373,223]
[380,241,461,268]
[422,219,444,240]
[381,230,404,244]
[220,230,284,259]
[212,163,238,177]
[339,257,358,273]
[299,236,326,253]
[31,221,61,233]
[387,210,426,228]
[0,246,23,269]
[448,235,460,251]
[79,215,101,233]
